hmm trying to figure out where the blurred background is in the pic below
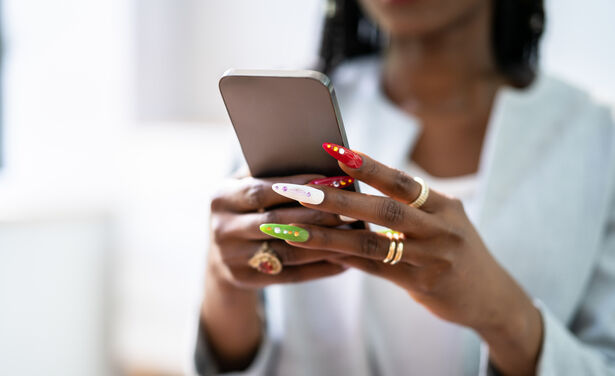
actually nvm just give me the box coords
[0,0,613,375]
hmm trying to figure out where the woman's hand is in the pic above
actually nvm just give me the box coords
[202,173,347,371]
[268,145,543,376]
[208,173,348,289]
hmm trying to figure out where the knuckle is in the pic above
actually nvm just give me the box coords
[316,227,332,249]
[448,197,465,212]
[277,247,296,264]
[442,224,464,245]
[415,271,441,295]
[211,217,226,244]
[377,199,405,225]
[262,210,280,224]
[393,169,414,197]
[334,192,350,210]
[360,233,383,258]
[244,180,266,209]
[210,191,226,212]
[364,159,379,177]
[309,209,327,224]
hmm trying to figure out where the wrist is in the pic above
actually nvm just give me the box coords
[201,259,264,371]
[477,295,543,376]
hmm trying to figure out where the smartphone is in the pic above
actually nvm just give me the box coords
[219,69,355,185]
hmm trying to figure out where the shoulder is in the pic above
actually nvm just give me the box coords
[502,74,615,213]
[508,73,615,138]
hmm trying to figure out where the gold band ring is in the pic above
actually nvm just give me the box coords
[248,241,283,275]
[409,177,430,209]
[383,235,396,263]
[383,231,404,265]
[390,241,404,265]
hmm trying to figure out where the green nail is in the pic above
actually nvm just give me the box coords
[259,223,309,242]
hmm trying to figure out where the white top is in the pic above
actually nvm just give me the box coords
[195,56,615,376]
[405,161,479,211]
[403,161,479,375]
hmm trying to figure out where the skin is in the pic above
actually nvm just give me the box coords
[202,0,543,374]
[362,0,506,177]
[289,153,543,376]
[202,174,347,371]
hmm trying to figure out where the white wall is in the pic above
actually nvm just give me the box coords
[0,217,112,376]
[136,0,324,123]
[541,0,615,104]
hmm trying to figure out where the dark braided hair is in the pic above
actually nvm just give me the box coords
[318,0,545,88]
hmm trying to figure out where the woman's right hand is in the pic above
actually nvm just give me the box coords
[201,173,347,371]
[208,173,348,288]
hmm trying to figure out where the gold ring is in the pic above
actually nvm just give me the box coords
[248,241,282,275]
[383,231,396,263]
[409,177,429,209]
[383,231,405,264]
[390,240,404,265]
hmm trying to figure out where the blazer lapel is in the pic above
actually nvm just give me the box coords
[476,75,565,227]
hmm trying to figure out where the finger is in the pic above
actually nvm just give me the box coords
[323,143,447,212]
[328,256,420,286]
[226,261,347,289]
[277,184,437,237]
[214,207,344,241]
[221,239,343,266]
[211,174,325,213]
[288,224,431,266]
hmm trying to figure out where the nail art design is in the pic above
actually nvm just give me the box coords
[322,143,363,168]
[272,183,324,205]
[308,176,355,189]
[260,224,309,242]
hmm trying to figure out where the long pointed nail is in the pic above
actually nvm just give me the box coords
[322,143,363,169]
[260,224,309,242]
[309,176,354,189]
[272,183,324,205]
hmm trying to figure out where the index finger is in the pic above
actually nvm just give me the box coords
[323,143,447,212]
[212,174,325,212]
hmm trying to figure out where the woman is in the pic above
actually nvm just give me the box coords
[197,0,615,375]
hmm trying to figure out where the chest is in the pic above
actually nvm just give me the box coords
[411,116,490,177]
[477,142,606,323]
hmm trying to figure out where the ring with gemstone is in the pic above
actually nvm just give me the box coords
[249,241,283,275]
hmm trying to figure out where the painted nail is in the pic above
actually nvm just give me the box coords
[339,215,358,222]
[322,143,363,169]
[272,183,324,205]
[309,176,355,189]
[260,223,309,242]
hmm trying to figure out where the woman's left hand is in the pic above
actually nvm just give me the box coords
[268,145,544,376]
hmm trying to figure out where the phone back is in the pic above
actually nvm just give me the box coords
[219,69,350,178]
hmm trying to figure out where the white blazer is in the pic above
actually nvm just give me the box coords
[196,57,615,376]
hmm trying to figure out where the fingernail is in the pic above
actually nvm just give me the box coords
[272,183,324,205]
[260,223,309,242]
[339,215,358,222]
[322,143,363,168]
[309,176,354,189]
